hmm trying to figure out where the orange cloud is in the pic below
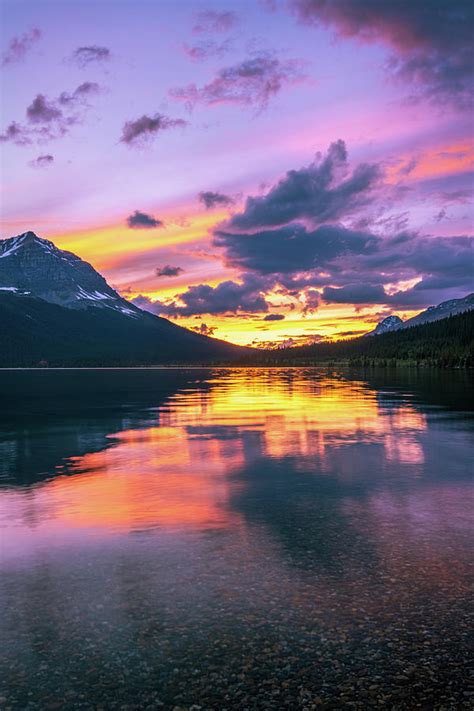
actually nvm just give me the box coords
[389,140,474,182]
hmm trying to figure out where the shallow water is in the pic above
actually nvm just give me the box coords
[0,368,473,709]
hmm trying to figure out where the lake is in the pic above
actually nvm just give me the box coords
[0,368,473,709]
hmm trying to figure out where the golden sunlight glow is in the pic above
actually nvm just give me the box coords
[44,196,429,346]
[52,208,230,272]
[1,372,427,535]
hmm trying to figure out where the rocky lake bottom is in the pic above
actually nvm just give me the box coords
[0,367,473,709]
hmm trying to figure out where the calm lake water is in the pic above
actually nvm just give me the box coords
[0,368,473,709]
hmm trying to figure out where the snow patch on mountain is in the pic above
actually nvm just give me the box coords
[0,231,140,317]
[368,294,474,336]
[368,315,403,336]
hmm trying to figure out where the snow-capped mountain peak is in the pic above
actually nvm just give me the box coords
[369,315,404,336]
[0,231,139,316]
[368,294,474,336]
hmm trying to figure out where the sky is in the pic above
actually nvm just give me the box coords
[1,0,473,346]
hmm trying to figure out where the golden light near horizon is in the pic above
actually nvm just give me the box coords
[0,371,427,533]
[46,220,424,347]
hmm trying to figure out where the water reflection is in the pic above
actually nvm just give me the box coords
[0,368,473,708]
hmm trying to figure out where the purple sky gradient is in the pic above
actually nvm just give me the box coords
[1,0,473,345]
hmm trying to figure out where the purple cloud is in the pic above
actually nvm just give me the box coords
[225,140,380,231]
[26,95,62,123]
[0,122,32,145]
[71,45,111,68]
[2,28,41,67]
[210,140,473,310]
[199,191,235,210]
[291,0,474,107]
[58,82,101,106]
[322,283,387,305]
[182,39,233,62]
[170,54,304,112]
[28,154,54,169]
[156,265,184,277]
[192,10,239,33]
[215,223,378,274]
[1,83,102,145]
[120,113,188,146]
[133,273,272,316]
[192,323,216,337]
[263,313,285,321]
[126,210,164,229]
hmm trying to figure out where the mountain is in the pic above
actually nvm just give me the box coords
[403,293,474,328]
[0,231,249,366]
[369,293,474,335]
[370,315,403,335]
[0,231,138,315]
[248,310,474,368]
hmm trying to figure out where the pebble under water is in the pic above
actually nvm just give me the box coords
[0,367,473,709]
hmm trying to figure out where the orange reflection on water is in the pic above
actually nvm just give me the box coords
[0,371,428,538]
[47,423,245,532]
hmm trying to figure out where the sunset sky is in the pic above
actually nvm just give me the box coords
[1,0,473,346]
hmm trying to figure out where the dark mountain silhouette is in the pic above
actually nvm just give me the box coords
[0,231,249,365]
[247,310,474,368]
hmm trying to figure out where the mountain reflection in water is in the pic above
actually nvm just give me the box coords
[0,368,473,709]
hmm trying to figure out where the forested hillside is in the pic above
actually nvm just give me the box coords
[251,311,474,368]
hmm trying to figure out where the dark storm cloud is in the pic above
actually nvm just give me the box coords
[135,225,473,314]
[71,45,111,68]
[133,274,272,317]
[198,191,235,209]
[263,313,285,321]
[291,0,474,107]
[226,141,380,230]
[209,139,473,310]
[192,10,239,33]
[156,265,184,277]
[364,234,474,283]
[2,28,41,67]
[216,223,473,308]
[120,113,188,146]
[170,54,304,112]
[322,283,387,305]
[215,223,378,274]
[29,154,54,168]
[321,234,474,307]
[126,210,164,229]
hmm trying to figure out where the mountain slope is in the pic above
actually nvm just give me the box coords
[0,292,249,365]
[403,293,474,328]
[247,310,474,368]
[370,315,403,335]
[0,231,250,365]
[369,293,474,335]
[0,231,138,314]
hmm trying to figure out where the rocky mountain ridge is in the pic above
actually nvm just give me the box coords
[369,293,474,335]
[0,230,249,365]
[0,231,138,315]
